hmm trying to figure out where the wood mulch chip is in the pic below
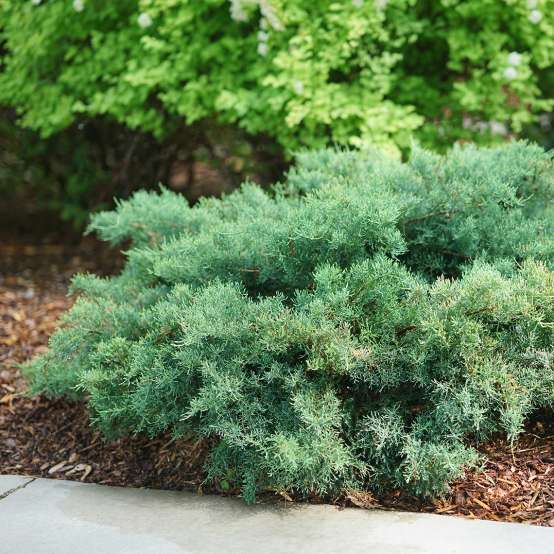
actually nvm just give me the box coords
[1,241,554,525]
[365,432,554,527]
[1,241,208,493]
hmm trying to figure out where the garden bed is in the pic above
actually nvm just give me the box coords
[1,243,554,526]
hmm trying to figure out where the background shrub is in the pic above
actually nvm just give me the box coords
[1,0,553,226]
[26,142,554,502]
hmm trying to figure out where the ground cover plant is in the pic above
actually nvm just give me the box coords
[4,242,554,526]
[26,142,554,503]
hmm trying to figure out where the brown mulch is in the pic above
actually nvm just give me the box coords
[430,435,554,526]
[1,241,554,525]
[367,432,554,527]
[0,240,208,492]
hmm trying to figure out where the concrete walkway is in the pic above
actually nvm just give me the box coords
[1,476,553,554]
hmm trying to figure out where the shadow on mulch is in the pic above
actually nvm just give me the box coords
[1,239,554,526]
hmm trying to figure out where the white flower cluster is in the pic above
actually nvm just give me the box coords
[292,79,304,95]
[352,0,389,9]
[228,0,282,56]
[30,0,85,11]
[229,1,283,30]
[503,51,522,80]
[138,12,153,29]
[259,0,283,31]
[229,0,248,22]
[463,116,508,136]
[256,9,281,56]
[257,19,269,56]
[507,51,521,66]
[527,0,542,24]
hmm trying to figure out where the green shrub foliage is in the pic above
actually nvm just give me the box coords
[26,142,554,502]
[1,1,553,155]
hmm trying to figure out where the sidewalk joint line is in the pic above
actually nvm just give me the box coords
[0,477,36,501]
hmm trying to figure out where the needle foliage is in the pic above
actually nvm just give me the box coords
[26,142,554,502]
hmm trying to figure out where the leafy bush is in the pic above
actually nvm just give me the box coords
[3,0,553,227]
[1,0,553,157]
[26,142,554,502]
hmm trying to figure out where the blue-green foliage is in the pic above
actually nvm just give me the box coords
[26,142,554,502]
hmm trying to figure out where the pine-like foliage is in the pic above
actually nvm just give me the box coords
[26,142,554,502]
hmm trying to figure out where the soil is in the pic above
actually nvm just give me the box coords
[2,239,554,526]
